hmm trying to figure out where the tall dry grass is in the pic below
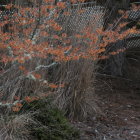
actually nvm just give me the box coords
[53,59,101,120]
[0,112,38,140]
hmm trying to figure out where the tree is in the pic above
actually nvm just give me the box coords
[0,0,139,119]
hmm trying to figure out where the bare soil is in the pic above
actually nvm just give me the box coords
[72,47,140,140]
[73,79,140,140]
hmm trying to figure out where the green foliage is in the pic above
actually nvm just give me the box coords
[136,22,140,29]
[20,98,80,140]
[116,0,122,2]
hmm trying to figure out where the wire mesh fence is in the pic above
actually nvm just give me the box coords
[0,2,139,60]
[57,2,104,34]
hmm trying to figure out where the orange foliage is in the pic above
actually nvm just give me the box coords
[12,102,23,112]
[0,2,139,102]
[19,66,26,71]
[57,2,66,9]
[77,9,85,14]
[5,4,13,10]
[63,11,71,16]
[70,0,77,4]
[49,83,58,89]
[24,96,39,103]
[17,59,25,64]
[46,5,55,9]
[33,73,41,79]
[16,103,23,108]
[44,0,55,2]
[14,96,20,100]
[53,35,60,40]
[62,33,67,38]
[12,106,20,112]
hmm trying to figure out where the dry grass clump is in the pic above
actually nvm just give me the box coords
[53,59,101,120]
[0,58,48,102]
[0,98,80,140]
[0,54,101,121]
[0,112,38,140]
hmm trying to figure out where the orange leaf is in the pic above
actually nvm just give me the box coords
[18,59,25,64]
[15,103,23,108]
[33,73,41,79]
[62,33,67,38]
[19,66,26,71]
[24,96,32,103]
[14,96,20,100]
[57,2,66,9]
[49,83,58,88]
[12,107,20,112]
[53,35,60,39]
[5,4,13,10]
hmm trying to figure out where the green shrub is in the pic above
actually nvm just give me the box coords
[20,98,80,140]
[136,22,140,29]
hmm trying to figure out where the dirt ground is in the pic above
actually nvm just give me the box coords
[73,77,140,140]
[72,47,140,140]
